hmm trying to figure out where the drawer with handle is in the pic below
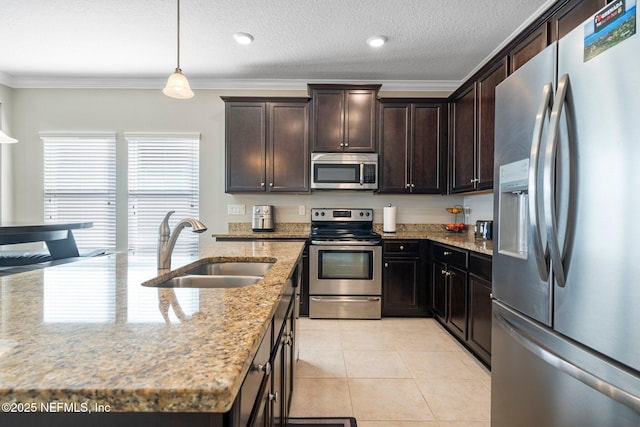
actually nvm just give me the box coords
[432,243,467,268]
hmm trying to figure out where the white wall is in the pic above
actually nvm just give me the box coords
[463,192,494,223]
[11,87,483,251]
[0,84,15,222]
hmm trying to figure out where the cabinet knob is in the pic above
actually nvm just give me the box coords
[441,269,447,275]
[443,251,452,256]
[405,183,411,188]
[269,392,279,402]
[253,361,271,375]
[384,262,389,268]
[411,184,415,188]
[470,178,479,183]
[399,245,404,250]
[344,142,349,147]
[339,142,344,148]
[260,182,265,187]
[269,182,274,187]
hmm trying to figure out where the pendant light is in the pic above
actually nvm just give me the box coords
[163,0,194,99]
[0,105,17,144]
[0,130,17,144]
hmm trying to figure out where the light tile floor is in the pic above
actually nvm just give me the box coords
[290,317,491,427]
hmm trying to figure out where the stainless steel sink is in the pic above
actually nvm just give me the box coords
[145,274,262,289]
[186,262,274,276]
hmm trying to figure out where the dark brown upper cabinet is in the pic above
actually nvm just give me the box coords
[378,99,446,194]
[223,97,309,193]
[309,84,380,152]
[510,0,608,72]
[550,0,609,41]
[449,58,507,194]
[476,58,508,190]
[450,84,477,194]
[510,23,549,73]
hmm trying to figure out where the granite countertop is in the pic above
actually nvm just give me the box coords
[376,224,493,256]
[215,223,493,256]
[0,241,305,413]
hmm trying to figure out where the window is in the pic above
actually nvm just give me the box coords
[126,133,200,256]
[42,133,116,251]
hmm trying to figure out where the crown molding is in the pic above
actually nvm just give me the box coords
[461,0,556,82]
[0,72,14,87]
[3,75,460,93]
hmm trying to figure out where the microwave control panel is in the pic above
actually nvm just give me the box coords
[363,164,377,183]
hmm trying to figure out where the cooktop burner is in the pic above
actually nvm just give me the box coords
[310,208,381,245]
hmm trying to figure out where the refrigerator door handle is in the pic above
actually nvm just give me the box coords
[543,73,569,287]
[495,310,640,412]
[529,82,553,282]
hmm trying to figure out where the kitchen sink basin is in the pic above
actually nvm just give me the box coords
[145,274,262,289]
[186,261,274,277]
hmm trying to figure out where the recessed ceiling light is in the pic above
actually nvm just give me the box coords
[367,35,387,48]
[233,32,254,45]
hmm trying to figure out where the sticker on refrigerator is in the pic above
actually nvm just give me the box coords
[584,0,636,62]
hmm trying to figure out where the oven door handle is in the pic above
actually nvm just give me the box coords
[311,297,381,303]
[360,163,365,186]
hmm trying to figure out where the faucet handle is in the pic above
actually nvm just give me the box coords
[159,211,176,237]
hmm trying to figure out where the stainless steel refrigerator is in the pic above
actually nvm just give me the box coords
[492,2,640,426]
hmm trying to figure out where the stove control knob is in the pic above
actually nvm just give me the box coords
[321,212,325,216]
[366,212,370,217]
[359,212,364,217]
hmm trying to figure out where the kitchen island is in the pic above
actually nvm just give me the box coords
[0,240,305,424]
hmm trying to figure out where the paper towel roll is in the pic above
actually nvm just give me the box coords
[383,206,397,233]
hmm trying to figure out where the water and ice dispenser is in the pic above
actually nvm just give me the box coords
[498,159,530,259]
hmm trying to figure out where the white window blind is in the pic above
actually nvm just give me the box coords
[126,133,200,255]
[42,133,116,251]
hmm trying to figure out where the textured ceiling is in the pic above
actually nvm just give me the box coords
[0,0,553,88]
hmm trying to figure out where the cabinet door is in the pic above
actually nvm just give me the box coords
[344,89,377,152]
[225,102,266,192]
[468,273,492,366]
[476,60,507,191]
[271,331,284,427]
[284,309,295,420]
[383,257,424,316]
[447,265,468,341]
[510,23,549,73]
[432,260,447,321]
[450,85,476,193]
[379,103,410,193]
[412,104,443,193]
[311,89,344,152]
[268,102,309,192]
[550,0,607,41]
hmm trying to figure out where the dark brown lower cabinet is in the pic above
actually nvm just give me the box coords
[382,240,431,317]
[447,265,468,342]
[467,253,493,367]
[431,242,492,367]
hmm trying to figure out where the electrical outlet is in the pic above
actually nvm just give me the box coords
[227,204,246,215]
[298,205,306,215]
[464,206,471,215]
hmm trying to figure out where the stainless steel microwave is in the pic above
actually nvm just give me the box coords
[311,153,378,190]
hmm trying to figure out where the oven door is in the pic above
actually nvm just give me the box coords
[309,244,382,295]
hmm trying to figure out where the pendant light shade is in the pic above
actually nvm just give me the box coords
[0,130,18,144]
[163,0,194,99]
[163,68,194,99]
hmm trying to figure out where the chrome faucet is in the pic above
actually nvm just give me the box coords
[157,211,207,270]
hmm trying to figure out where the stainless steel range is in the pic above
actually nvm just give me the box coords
[309,208,382,319]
